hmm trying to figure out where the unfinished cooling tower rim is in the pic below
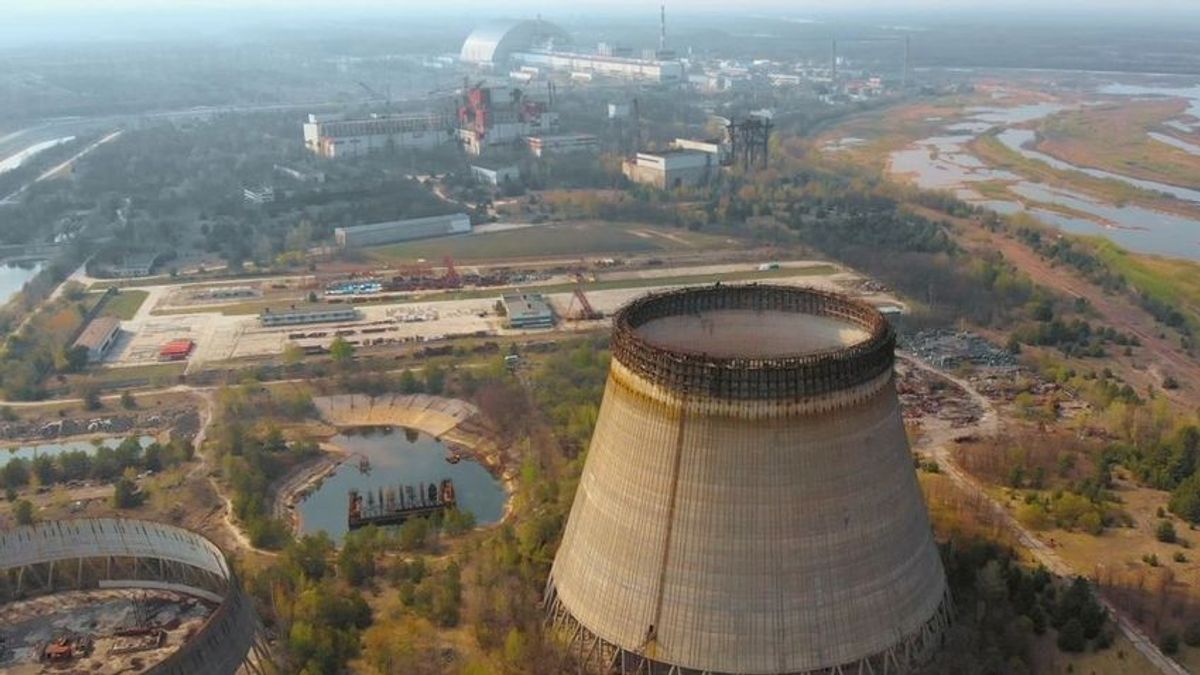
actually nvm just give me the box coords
[0,518,271,674]
[613,284,895,400]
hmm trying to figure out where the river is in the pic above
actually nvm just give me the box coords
[0,262,43,308]
[0,436,154,468]
[877,79,1200,260]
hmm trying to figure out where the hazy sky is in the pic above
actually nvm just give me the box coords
[9,0,1200,12]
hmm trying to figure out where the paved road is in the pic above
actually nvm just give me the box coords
[903,355,1191,675]
[1,130,123,204]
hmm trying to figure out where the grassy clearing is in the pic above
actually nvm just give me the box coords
[79,363,187,388]
[1089,238,1200,327]
[1037,99,1200,189]
[93,289,149,320]
[366,221,740,264]
[151,265,839,317]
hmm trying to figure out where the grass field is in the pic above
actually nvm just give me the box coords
[365,221,741,264]
[1036,99,1200,189]
[93,289,149,320]
[77,363,187,388]
[151,265,839,317]
[816,98,980,170]
[1089,238,1200,329]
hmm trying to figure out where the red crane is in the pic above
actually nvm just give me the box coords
[442,256,462,289]
[567,284,601,321]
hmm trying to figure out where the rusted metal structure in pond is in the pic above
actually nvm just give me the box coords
[347,479,457,530]
[545,284,951,675]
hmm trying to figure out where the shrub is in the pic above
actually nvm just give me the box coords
[1184,620,1200,647]
[1156,520,1178,544]
[13,499,34,525]
[1057,618,1087,652]
[1161,633,1180,655]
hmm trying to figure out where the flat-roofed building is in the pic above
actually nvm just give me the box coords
[243,186,275,204]
[471,164,521,186]
[303,113,451,159]
[503,292,554,329]
[512,50,684,83]
[106,253,162,278]
[674,137,730,165]
[259,306,360,327]
[525,133,599,157]
[159,339,195,361]
[74,316,122,363]
[334,213,472,248]
[622,149,715,189]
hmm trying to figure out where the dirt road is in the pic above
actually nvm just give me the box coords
[903,355,1189,675]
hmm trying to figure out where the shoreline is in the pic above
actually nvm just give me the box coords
[271,441,349,534]
[270,420,514,540]
[0,428,167,452]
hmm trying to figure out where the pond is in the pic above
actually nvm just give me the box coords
[297,427,506,542]
[0,435,155,468]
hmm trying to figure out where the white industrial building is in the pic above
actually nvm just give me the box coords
[303,113,450,158]
[622,149,715,189]
[471,163,521,186]
[334,213,472,248]
[460,19,684,84]
[74,316,122,363]
[674,138,730,164]
[525,133,599,157]
[511,50,684,84]
[458,112,558,156]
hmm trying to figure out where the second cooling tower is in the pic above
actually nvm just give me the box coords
[546,284,950,674]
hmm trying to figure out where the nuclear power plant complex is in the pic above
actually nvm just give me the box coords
[546,285,951,674]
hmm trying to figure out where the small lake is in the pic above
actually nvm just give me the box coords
[0,262,42,308]
[0,436,154,467]
[297,427,506,542]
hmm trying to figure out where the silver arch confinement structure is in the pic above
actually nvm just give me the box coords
[546,285,951,675]
[0,518,271,674]
[459,19,571,65]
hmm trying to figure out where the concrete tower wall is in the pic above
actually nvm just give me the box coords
[546,285,951,674]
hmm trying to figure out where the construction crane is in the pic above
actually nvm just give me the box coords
[357,81,391,106]
[566,284,602,321]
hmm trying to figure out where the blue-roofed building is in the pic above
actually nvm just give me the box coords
[502,292,555,329]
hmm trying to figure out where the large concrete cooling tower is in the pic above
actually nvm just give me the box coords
[545,284,951,675]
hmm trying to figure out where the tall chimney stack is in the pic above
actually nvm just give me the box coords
[660,4,667,52]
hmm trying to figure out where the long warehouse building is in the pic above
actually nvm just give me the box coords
[460,19,683,84]
[304,113,452,158]
[335,213,472,248]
